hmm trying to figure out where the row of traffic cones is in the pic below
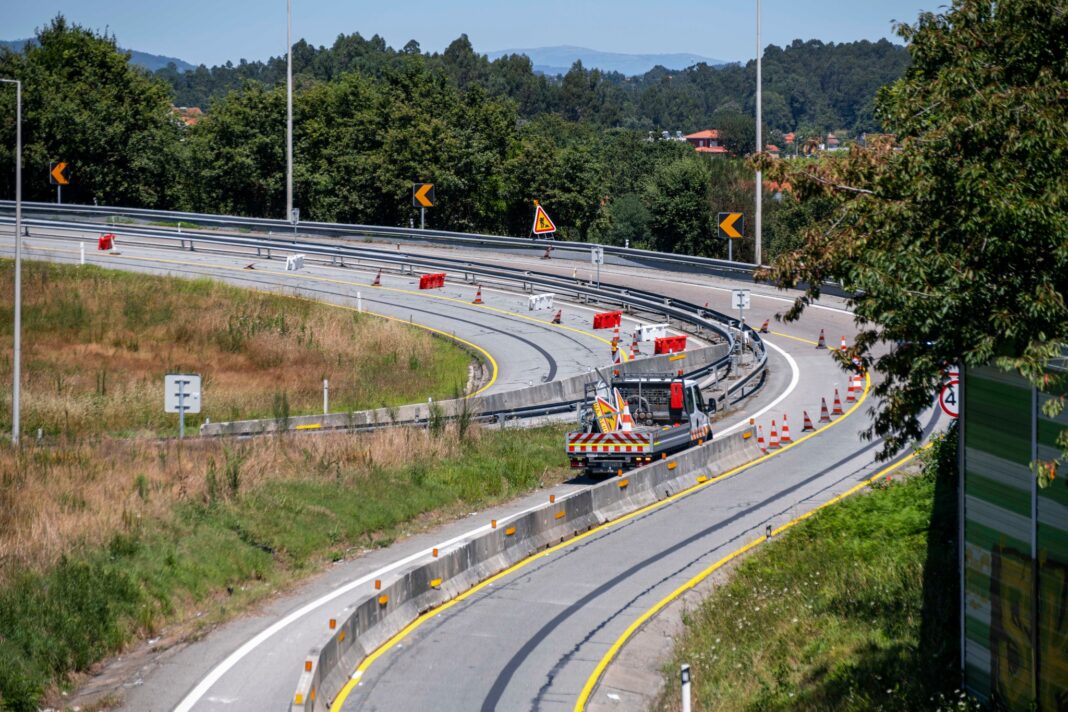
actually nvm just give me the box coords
[756,383,858,453]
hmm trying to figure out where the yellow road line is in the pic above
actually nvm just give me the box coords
[17,243,503,396]
[328,374,873,711]
[573,438,930,712]
[768,330,819,346]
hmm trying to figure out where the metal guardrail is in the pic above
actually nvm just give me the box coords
[0,200,760,279]
[0,211,769,429]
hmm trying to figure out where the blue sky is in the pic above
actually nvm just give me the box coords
[2,1,939,67]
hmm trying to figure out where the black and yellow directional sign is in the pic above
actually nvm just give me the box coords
[49,161,71,186]
[718,212,744,239]
[412,183,435,208]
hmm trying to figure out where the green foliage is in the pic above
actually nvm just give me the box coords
[663,442,961,711]
[761,0,1068,465]
[0,16,182,207]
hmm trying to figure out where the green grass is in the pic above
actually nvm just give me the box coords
[0,424,569,710]
[660,426,973,712]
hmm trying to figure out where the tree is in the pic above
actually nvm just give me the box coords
[644,157,715,256]
[758,0,1068,476]
[0,16,182,207]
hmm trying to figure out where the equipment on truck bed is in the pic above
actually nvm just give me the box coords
[566,371,712,476]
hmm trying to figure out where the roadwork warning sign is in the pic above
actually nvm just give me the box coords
[532,202,557,235]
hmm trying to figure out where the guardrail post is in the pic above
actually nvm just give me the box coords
[681,664,692,712]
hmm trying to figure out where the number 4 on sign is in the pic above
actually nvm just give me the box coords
[939,379,959,418]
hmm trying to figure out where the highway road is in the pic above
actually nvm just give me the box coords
[0,221,886,711]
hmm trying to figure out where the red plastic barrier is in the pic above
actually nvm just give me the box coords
[592,311,622,329]
[654,335,687,354]
[98,233,115,251]
[419,272,446,289]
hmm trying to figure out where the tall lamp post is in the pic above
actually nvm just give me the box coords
[754,0,763,266]
[286,0,293,221]
[1,78,22,445]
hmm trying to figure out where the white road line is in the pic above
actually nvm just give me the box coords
[715,338,800,437]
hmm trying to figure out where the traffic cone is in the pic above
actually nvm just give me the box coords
[832,388,844,415]
[816,329,827,349]
[819,397,832,422]
[630,331,641,356]
[768,420,780,449]
[472,285,483,304]
[612,344,622,364]
[612,325,620,347]
[847,378,857,403]
[551,309,562,325]
[839,335,848,350]
[371,269,381,287]
[759,319,769,334]
[757,425,767,453]
[780,414,792,444]
[802,410,815,431]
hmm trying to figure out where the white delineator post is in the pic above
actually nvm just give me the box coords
[323,378,329,415]
[1,78,22,445]
[681,663,692,712]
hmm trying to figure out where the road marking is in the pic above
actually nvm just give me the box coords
[572,439,930,712]
[327,375,872,711]
[715,338,798,437]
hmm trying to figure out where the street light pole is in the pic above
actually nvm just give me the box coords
[286,0,293,221]
[1,78,22,445]
[754,0,763,266]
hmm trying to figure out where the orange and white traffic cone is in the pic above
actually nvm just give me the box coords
[612,325,620,347]
[832,388,844,415]
[551,309,562,325]
[759,319,769,334]
[472,285,483,304]
[820,397,832,422]
[847,377,857,403]
[757,425,767,453]
[371,269,381,287]
[768,420,780,449]
[780,414,792,443]
[839,335,848,350]
[816,329,827,349]
[612,343,622,364]
[802,410,815,431]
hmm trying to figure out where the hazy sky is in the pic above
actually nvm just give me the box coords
[2,1,939,67]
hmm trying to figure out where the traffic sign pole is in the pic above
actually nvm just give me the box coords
[57,183,61,205]
[178,378,185,439]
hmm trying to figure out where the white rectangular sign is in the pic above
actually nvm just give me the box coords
[731,289,751,310]
[528,293,555,311]
[637,323,669,341]
[165,374,202,414]
[591,246,604,265]
[290,208,300,224]
[285,254,306,271]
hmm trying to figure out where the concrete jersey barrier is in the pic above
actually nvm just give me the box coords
[289,425,761,711]
[202,344,730,437]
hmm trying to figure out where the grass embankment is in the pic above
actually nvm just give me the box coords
[0,260,475,437]
[0,424,572,710]
[660,427,972,712]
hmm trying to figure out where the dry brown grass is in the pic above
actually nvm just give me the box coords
[0,425,482,582]
[0,260,473,436]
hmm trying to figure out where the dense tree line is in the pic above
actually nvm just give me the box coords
[159,33,909,137]
[0,17,895,263]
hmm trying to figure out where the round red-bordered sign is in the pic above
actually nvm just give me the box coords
[939,379,960,418]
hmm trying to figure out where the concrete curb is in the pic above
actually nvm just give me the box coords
[202,344,729,437]
[289,426,760,711]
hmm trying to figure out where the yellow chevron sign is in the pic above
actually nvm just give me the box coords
[718,212,743,239]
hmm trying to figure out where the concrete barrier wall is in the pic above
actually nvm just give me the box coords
[205,344,729,437]
[289,425,760,711]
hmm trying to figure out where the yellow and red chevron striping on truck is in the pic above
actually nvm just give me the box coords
[567,431,655,454]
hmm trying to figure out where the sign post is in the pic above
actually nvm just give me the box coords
[591,245,604,289]
[412,183,435,229]
[165,374,201,439]
[49,161,70,204]
[718,212,744,262]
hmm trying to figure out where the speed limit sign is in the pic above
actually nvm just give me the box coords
[939,379,960,418]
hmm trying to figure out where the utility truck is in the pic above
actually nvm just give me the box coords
[566,372,712,476]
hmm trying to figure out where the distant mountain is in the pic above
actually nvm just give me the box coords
[0,38,195,72]
[486,45,725,77]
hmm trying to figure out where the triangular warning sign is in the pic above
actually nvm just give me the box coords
[532,204,557,235]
